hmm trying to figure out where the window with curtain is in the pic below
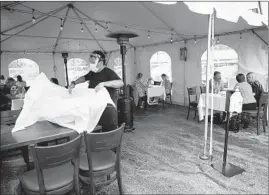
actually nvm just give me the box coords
[8,58,40,86]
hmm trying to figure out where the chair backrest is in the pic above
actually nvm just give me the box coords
[200,86,206,94]
[187,87,198,102]
[0,109,21,125]
[258,92,268,112]
[84,123,125,153]
[29,135,81,194]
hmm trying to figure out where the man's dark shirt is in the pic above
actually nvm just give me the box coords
[83,67,121,103]
[250,80,264,103]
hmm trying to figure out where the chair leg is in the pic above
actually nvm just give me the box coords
[90,179,96,195]
[194,109,197,119]
[21,146,30,170]
[117,168,124,195]
[257,115,260,135]
[262,116,266,132]
[187,106,190,120]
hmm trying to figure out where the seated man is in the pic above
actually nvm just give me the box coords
[246,72,264,104]
[69,50,123,132]
[161,74,171,94]
[209,71,225,93]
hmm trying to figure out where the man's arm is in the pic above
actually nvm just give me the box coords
[72,76,86,85]
[103,80,123,88]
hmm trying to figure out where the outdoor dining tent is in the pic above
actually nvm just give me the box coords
[1,1,268,106]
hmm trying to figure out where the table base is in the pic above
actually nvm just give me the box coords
[211,161,245,177]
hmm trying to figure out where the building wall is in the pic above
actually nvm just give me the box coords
[1,30,268,105]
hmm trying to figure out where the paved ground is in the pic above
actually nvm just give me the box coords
[1,105,268,194]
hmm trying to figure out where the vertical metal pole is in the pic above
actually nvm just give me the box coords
[200,13,212,160]
[64,58,69,87]
[120,45,127,97]
[209,11,215,157]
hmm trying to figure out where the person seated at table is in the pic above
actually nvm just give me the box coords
[16,75,27,93]
[246,72,264,105]
[234,73,257,128]
[0,74,6,84]
[4,78,16,97]
[161,74,171,94]
[50,77,59,85]
[0,88,11,111]
[209,71,225,93]
[134,73,151,108]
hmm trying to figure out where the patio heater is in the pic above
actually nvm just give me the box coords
[107,31,138,132]
[62,52,69,87]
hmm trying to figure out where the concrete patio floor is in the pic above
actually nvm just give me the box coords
[1,105,268,194]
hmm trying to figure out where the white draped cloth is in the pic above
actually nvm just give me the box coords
[12,73,115,133]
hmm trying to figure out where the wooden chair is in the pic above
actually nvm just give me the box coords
[79,123,125,195]
[187,87,198,120]
[18,135,82,195]
[242,92,268,135]
[0,109,31,170]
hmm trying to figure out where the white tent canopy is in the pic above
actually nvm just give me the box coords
[1,1,268,53]
[1,1,268,105]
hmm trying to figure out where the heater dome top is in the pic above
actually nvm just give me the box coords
[106,31,139,39]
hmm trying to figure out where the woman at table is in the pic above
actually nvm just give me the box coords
[134,73,151,108]
[16,75,27,92]
[234,73,256,128]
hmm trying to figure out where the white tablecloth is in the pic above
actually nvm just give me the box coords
[198,93,226,120]
[147,86,166,105]
[11,99,24,110]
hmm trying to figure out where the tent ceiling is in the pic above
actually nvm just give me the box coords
[1,1,267,53]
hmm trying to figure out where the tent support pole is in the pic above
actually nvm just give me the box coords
[1,4,68,35]
[73,6,111,33]
[139,2,184,39]
[252,29,268,45]
[71,7,105,52]
[1,6,67,43]
[200,13,212,160]
[53,6,71,52]
[209,10,215,158]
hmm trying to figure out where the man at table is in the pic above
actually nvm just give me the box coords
[209,71,225,93]
[69,50,124,131]
[246,72,264,104]
[161,74,171,94]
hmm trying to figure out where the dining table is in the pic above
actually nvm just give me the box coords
[1,120,101,170]
[147,85,166,105]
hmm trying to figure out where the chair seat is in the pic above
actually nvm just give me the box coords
[19,162,74,192]
[190,101,198,108]
[79,150,116,172]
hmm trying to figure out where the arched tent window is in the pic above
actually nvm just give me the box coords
[8,58,40,86]
[113,57,123,79]
[150,51,172,82]
[67,58,89,87]
[201,44,238,88]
